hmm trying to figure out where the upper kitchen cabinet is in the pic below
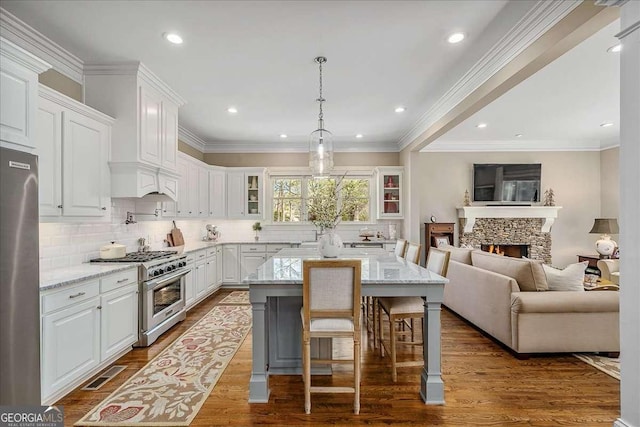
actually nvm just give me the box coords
[376,167,404,219]
[166,152,209,218]
[227,168,264,219]
[208,167,226,218]
[37,85,114,218]
[0,38,51,153]
[84,62,185,200]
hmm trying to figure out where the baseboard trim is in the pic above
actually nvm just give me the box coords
[614,418,637,427]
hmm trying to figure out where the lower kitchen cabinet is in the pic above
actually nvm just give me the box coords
[195,258,207,299]
[215,246,223,286]
[223,244,240,283]
[40,267,138,404]
[241,245,267,281]
[184,252,196,308]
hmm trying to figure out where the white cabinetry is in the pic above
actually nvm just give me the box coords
[198,168,209,217]
[184,252,196,309]
[40,267,138,404]
[206,247,218,291]
[376,167,404,219]
[208,168,226,218]
[227,169,264,218]
[0,38,50,153]
[168,153,210,218]
[194,250,208,299]
[215,245,223,286]
[222,244,240,283]
[240,244,267,281]
[84,62,185,199]
[37,86,114,218]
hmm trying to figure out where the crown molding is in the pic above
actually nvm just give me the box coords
[0,7,83,83]
[420,139,612,152]
[178,126,207,153]
[0,36,51,73]
[398,0,581,151]
[201,139,399,154]
[84,61,186,107]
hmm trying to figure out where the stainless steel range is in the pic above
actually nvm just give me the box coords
[91,251,188,346]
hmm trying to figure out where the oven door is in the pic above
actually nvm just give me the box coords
[142,269,187,332]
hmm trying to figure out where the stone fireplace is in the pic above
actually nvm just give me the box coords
[481,243,529,258]
[457,206,562,264]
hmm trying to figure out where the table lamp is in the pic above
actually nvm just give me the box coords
[589,218,619,259]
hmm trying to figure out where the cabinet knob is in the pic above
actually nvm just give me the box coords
[189,211,192,214]
[57,205,63,209]
[97,305,102,310]
[101,207,107,210]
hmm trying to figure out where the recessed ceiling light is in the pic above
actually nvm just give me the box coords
[280,134,288,138]
[607,44,622,53]
[515,133,523,138]
[227,107,238,114]
[476,123,487,129]
[394,106,406,113]
[600,122,614,127]
[447,32,465,44]
[163,32,183,45]
[355,134,364,138]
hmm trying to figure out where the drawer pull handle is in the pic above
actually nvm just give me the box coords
[69,292,86,299]
[249,248,257,251]
[97,305,102,310]
[199,255,205,258]
[116,278,129,283]
[101,207,107,210]
[57,205,63,209]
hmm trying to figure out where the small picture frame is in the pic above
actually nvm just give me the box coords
[434,236,450,248]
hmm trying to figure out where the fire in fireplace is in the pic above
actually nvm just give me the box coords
[481,244,529,258]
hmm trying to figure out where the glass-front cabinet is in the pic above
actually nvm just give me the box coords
[227,168,264,219]
[376,167,403,219]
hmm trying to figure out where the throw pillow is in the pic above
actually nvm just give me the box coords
[543,261,588,291]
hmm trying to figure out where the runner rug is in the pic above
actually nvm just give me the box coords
[218,290,250,305]
[75,304,252,426]
[573,353,620,380]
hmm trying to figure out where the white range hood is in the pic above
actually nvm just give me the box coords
[109,162,179,201]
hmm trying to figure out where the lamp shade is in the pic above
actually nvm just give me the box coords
[309,126,334,177]
[589,218,619,235]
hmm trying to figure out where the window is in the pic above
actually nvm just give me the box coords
[270,174,371,224]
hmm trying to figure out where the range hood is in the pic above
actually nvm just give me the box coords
[109,162,179,202]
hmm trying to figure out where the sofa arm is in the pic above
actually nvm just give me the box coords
[510,291,619,353]
[511,291,619,314]
[597,259,619,284]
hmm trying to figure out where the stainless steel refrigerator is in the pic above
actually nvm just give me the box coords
[0,147,41,405]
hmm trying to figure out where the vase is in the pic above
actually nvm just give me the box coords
[318,229,343,258]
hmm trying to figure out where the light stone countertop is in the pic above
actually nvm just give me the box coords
[40,263,138,292]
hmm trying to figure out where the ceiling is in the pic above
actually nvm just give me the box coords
[1,1,618,153]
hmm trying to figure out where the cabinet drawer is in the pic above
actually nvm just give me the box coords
[100,269,138,293]
[186,252,197,264]
[430,224,454,232]
[194,250,207,261]
[242,244,267,253]
[267,244,289,253]
[42,280,100,314]
[207,247,218,257]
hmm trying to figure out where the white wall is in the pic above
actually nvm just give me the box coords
[410,150,603,267]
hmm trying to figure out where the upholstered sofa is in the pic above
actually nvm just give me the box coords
[440,246,620,355]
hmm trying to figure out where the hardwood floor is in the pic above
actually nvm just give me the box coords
[58,290,620,426]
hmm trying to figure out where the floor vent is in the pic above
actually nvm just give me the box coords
[82,365,127,391]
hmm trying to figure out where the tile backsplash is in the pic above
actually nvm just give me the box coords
[39,199,401,271]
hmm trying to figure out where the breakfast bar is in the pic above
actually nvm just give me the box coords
[246,247,449,405]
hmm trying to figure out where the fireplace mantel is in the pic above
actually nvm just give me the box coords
[457,206,562,233]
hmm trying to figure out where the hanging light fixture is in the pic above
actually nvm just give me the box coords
[309,56,334,177]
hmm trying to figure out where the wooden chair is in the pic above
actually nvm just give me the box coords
[302,259,362,414]
[377,247,450,382]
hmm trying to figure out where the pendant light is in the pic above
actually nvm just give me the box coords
[309,56,334,177]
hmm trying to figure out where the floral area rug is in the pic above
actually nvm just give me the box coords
[573,353,620,380]
[218,290,250,305]
[75,304,251,426]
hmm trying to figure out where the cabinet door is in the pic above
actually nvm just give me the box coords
[139,85,163,166]
[195,261,207,298]
[241,253,266,281]
[208,170,226,218]
[226,172,245,217]
[162,101,178,171]
[198,168,209,217]
[62,109,109,216]
[222,245,240,283]
[187,166,199,217]
[206,256,216,291]
[175,157,189,217]
[246,174,262,218]
[37,97,63,217]
[41,298,101,401]
[378,170,403,219]
[100,283,138,361]
[184,265,195,308]
[216,247,223,285]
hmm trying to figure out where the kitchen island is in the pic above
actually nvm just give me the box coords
[246,248,448,405]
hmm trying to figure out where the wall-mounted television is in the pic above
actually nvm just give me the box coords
[473,163,541,203]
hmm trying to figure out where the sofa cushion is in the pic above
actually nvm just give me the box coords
[471,250,548,292]
[439,245,473,265]
[543,261,588,292]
